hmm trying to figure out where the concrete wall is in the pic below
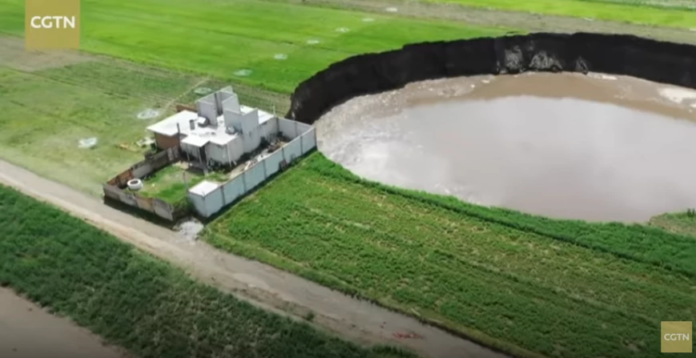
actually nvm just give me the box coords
[214,87,236,119]
[188,186,224,218]
[222,175,246,204]
[285,32,696,124]
[282,136,302,163]
[242,127,261,153]
[207,143,227,165]
[209,137,244,165]
[259,117,279,141]
[189,126,318,218]
[181,142,202,161]
[224,106,243,131]
[263,150,284,176]
[278,118,303,139]
[241,110,259,134]
[301,127,316,153]
[103,147,181,221]
[229,136,244,163]
[188,191,207,218]
[196,94,217,122]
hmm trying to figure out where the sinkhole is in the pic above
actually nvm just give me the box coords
[316,72,696,222]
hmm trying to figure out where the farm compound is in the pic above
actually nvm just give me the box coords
[148,86,281,167]
[104,86,316,220]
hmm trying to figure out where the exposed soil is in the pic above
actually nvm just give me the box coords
[0,288,126,358]
[0,37,93,72]
[0,160,507,358]
[315,73,696,222]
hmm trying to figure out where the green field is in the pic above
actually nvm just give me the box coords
[204,153,696,358]
[427,0,696,29]
[0,184,416,358]
[0,0,507,94]
[649,211,696,238]
[0,0,504,195]
[2,1,696,358]
[0,51,289,195]
[137,165,229,205]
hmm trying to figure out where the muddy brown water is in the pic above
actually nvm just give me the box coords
[316,73,696,222]
[0,288,126,358]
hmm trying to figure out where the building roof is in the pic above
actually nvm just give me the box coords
[147,111,195,137]
[181,135,209,148]
[147,106,276,144]
[189,180,220,196]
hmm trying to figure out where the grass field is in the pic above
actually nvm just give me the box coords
[0,184,416,358]
[0,0,507,94]
[2,1,696,358]
[0,0,505,195]
[649,211,696,238]
[137,165,229,205]
[0,43,289,196]
[426,0,696,29]
[204,153,696,358]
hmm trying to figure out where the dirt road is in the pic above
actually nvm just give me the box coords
[0,159,508,358]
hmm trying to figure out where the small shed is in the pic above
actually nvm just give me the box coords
[188,180,224,218]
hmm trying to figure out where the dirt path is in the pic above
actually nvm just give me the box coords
[0,288,127,358]
[0,159,508,358]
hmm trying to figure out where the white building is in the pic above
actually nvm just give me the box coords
[146,86,280,167]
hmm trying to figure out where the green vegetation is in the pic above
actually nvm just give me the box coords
[0,0,506,94]
[205,153,696,358]
[0,184,416,358]
[649,210,696,238]
[2,1,695,357]
[138,165,229,205]
[425,0,696,29]
[0,48,287,196]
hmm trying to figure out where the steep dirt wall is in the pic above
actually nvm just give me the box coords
[286,32,696,124]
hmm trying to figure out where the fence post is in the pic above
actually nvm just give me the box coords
[300,132,305,154]
[220,185,227,207]
[262,158,268,180]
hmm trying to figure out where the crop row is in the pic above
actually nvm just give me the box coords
[206,153,696,358]
[305,156,696,279]
[0,185,415,358]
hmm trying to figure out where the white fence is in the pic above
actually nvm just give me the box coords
[189,126,317,218]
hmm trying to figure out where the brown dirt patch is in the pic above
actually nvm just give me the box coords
[0,36,93,72]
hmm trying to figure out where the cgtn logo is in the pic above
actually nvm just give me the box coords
[30,16,77,29]
[661,321,692,353]
[664,333,690,341]
[25,0,81,50]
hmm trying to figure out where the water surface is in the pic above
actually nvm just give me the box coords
[317,73,696,222]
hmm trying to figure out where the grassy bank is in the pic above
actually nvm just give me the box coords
[649,210,696,238]
[205,153,696,358]
[0,184,416,358]
[425,0,696,29]
[0,0,506,94]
